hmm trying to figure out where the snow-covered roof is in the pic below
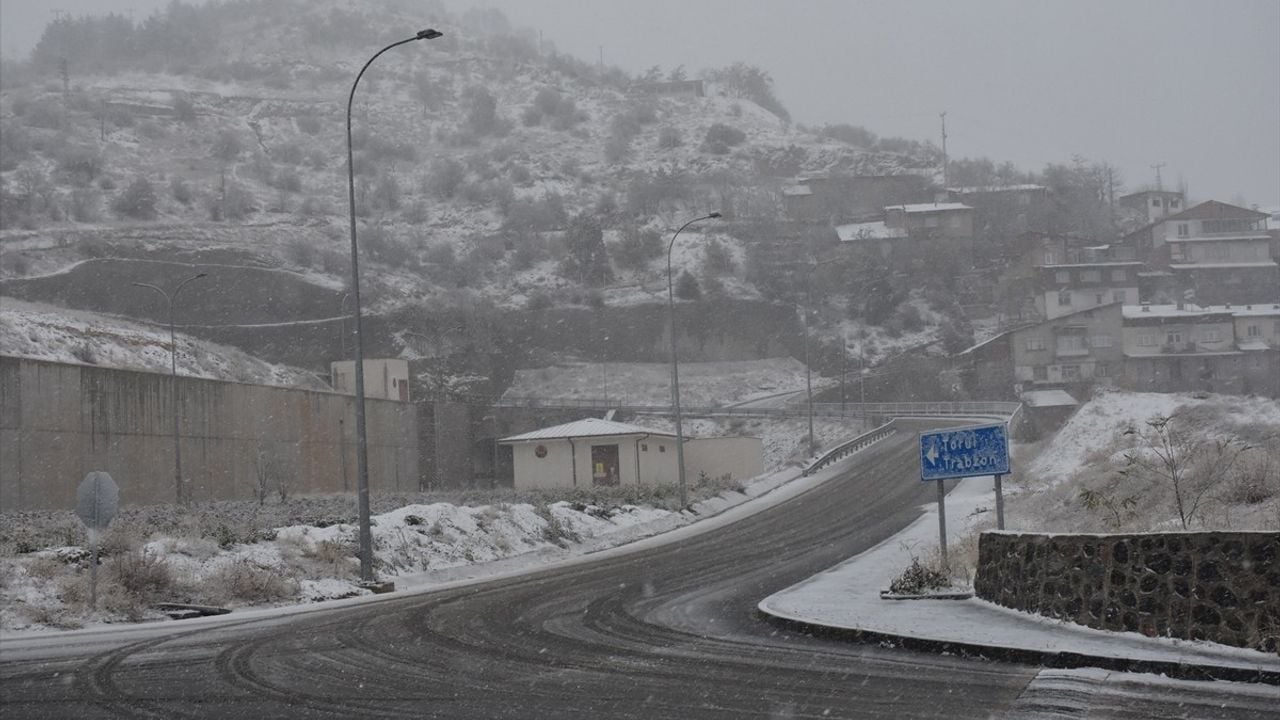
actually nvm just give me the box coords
[499,418,675,443]
[1169,261,1278,270]
[1238,339,1272,352]
[782,185,813,197]
[1124,303,1280,320]
[1165,233,1270,242]
[884,202,972,214]
[1020,389,1078,408]
[836,221,907,242]
[946,184,1045,194]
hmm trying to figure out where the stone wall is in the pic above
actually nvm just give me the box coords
[974,531,1279,654]
[1,357,419,510]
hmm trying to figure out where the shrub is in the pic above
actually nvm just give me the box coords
[108,548,176,602]
[657,126,682,149]
[611,227,663,270]
[211,129,243,163]
[170,176,193,205]
[702,238,735,275]
[200,560,295,604]
[424,158,465,200]
[69,188,100,222]
[702,123,746,155]
[172,93,197,122]
[296,114,321,135]
[463,86,500,137]
[57,146,102,185]
[675,270,701,300]
[888,555,950,595]
[112,176,158,220]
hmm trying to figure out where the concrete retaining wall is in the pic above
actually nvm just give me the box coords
[1,357,418,510]
[974,531,1280,654]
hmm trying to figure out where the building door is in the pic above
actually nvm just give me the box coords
[591,444,620,486]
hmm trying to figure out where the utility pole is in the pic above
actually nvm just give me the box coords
[939,111,948,188]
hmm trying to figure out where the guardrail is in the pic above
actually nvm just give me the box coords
[452,395,1021,421]
[801,420,898,477]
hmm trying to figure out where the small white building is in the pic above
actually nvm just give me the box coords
[498,418,763,491]
[331,358,410,401]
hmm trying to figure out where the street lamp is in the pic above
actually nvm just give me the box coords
[132,271,207,504]
[346,28,442,585]
[666,211,721,509]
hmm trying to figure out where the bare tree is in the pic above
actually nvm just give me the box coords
[1121,416,1251,529]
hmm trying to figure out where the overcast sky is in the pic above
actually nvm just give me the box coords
[3,0,1277,205]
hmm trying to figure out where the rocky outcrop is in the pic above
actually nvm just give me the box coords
[974,531,1279,654]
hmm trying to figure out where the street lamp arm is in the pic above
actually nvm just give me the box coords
[173,272,208,301]
[131,281,168,300]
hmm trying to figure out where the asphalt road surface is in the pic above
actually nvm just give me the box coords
[3,421,1275,718]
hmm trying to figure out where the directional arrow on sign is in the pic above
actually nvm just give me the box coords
[924,439,939,465]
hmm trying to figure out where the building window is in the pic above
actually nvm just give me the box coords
[1152,199,1161,208]
[1177,223,1189,237]
[659,445,666,453]
[1248,324,1261,337]
[1092,335,1114,348]
[1062,365,1081,380]
[1025,337,1046,351]
[1207,244,1230,261]
[1202,330,1221,343]
[1113,290,1127,303]
[1055,270,1070,283]
[1111,269,1127,282]
[1095,363,1109,378]
[1166,332,1183,345]
[1033,366,1048,381]
[1044,251,1058,265]
[1171,198,1180,208]
[1081,270,1102,283]
[641,443,649,452]
[1058,290,1072,306]
[1095,293,1105,305]
[1138,334,1156,347]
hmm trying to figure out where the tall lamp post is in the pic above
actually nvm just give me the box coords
[347,28,442,584]
[133,271,207,505]
[667,212,721,509]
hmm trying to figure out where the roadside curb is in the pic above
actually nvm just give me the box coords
[754,609,1280,686]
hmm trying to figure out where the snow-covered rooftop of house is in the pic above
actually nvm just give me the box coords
[782,185,813,197]
[1122,303,1280,319]
[1238,339,1272,351]
[835,221,907,242]
[1169,261,1278,269]
[885,202,972,213]
[1020,389,1079,408]
[499,418,676,443]
[946,184,1045,194]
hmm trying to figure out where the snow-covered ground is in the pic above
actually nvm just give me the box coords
[503,357,837,407]
[0,298,327,389]
[759,473,1280,674]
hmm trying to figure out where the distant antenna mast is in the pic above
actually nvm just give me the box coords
[939,111,948,187]
[1150,162,1166,191]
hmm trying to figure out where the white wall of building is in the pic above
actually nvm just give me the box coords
[506,435,762,491]
[331,359,410,401]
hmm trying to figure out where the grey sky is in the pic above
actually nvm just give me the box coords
[3,0,1277,205]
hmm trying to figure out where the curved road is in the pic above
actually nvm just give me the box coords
[2,421,1273,718]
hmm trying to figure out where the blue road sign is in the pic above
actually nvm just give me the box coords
[919,423,1010,481]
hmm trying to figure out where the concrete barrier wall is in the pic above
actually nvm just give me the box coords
[974,531,1280,654]
[0,357,418,510]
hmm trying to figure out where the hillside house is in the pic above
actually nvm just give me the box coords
[498,418,763,491]
[960,302,1124,398]
[1124,201,1276,305]
[1032,245,1142,320]
[1119,189,1185,223]
[1232,304,1280,395]
[945,184,1049,261]
[632,79,705,98]
[1121,304,1242,394]
[782,174,927,223]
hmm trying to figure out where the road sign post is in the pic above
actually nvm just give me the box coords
[919,423,1012,567]
[76,472,120,609]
